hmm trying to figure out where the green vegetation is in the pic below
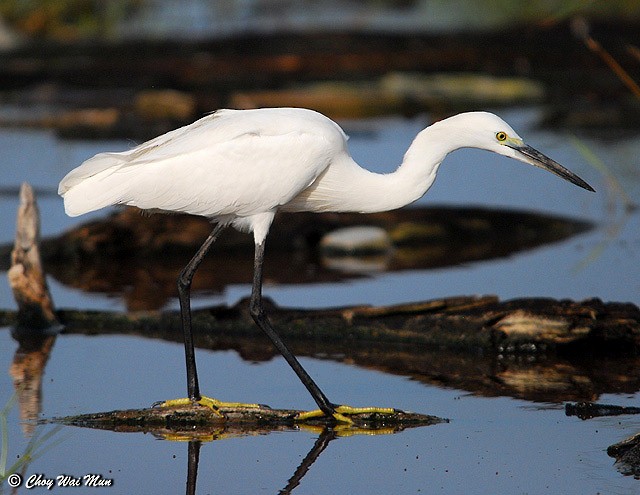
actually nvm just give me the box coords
[0,393,63,489]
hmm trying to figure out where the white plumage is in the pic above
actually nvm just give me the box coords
[60,109,343,223]
[58,107,594,421]
[59,108,593,239]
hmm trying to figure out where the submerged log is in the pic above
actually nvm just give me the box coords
[565,402,640,420]
[7,183,58,329]
[52,402,445,437]
[52,296,640,355]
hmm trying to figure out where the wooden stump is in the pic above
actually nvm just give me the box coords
[7,183,58,329]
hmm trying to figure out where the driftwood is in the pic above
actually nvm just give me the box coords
[4,294,639,424]
[608,431,640,478]
[6,183,58,329]
[4,183,59,433]
[2,295,638,360]
[4,294,639,403]
[41,205,591,262]
[51,402,445,438]
[51,406,443,494]
[42,295,638,354]
[44,292,639,436]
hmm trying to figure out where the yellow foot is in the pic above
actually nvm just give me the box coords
[296,405,396,425]
[155,396,262,417]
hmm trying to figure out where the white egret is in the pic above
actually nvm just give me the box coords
[59,107,594,423]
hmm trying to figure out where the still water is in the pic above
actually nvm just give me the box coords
[1,108,639,494]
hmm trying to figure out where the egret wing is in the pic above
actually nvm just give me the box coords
[118,130,342,217]
[60,108,349,218]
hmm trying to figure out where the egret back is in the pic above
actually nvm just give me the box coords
[59,108,349,219]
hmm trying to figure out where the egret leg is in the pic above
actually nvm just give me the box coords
[249,241,335,416]
[157,223,259,414]
[178,223,227,402]
[249,241,395,424]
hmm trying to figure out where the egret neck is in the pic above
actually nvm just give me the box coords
[284,121,459,214]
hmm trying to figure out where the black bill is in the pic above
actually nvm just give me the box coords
[510,143,595,192]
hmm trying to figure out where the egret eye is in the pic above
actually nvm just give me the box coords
[496,131,508,142]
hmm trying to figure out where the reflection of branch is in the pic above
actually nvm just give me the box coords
[279,428,337,495]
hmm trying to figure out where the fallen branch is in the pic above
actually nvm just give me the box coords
[45,295,640,354]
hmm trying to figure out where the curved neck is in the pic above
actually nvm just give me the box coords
[284,119,461,214]
[383,123,459,209]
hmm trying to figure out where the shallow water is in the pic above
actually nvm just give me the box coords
[1,108,640,493]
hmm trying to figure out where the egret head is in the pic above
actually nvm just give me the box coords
[452,112,595,192]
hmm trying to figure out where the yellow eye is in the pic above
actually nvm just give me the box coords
[496,131,508,142]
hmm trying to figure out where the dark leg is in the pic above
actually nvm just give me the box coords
[178,223,226,401]
[280,428,337,494]
[185,441,201,495]
[249,240,336,417]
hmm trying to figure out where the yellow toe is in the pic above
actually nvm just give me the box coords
[155,396,261,418]
[295,405,396,424]
[197,396,261,411]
